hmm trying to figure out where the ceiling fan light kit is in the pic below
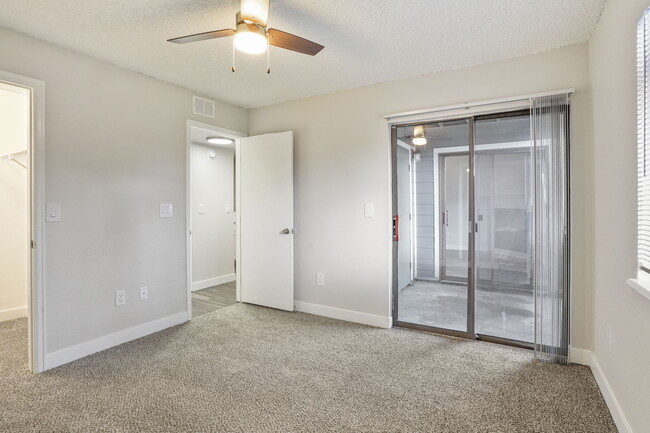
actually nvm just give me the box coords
[168,0,324,73]
[233,19,268,55]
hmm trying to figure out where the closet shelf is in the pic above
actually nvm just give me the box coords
[0,150,27,169]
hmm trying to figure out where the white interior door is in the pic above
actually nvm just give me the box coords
[238,131,294,311]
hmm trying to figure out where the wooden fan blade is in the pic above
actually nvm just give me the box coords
[268,28,324,56]
[168,28,235,44]
[240,0,270,26]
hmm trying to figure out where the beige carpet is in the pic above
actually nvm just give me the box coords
[1,304,616,432]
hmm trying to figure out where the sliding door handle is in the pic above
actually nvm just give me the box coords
[393,215,399,241]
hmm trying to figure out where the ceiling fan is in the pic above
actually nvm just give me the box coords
[168,0,324,73]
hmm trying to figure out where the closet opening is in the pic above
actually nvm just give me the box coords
[0,81,31,366]
[391,103,569,353]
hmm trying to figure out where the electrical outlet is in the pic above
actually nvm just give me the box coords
[607,325,612,353]
[115,290,126,306]
[139,286,148,300]
[316,272,325,287]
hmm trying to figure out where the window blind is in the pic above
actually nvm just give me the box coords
[531,94,570,365]
[637,11,650,273]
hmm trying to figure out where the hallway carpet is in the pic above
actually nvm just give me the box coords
[1,305,616,432]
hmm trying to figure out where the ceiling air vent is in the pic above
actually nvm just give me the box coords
[193,96,215,118]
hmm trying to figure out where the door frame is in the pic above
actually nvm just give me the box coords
[437,151,472,285]
[0,70,46,373]
[395,139,415,287]
[185,120,246,320]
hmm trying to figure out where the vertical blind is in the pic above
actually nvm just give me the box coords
[637,10,650,274]
[531,94,570,364]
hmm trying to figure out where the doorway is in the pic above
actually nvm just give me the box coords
[186,122,295,318]
[0,81,30,326]
[392,111,538,347]
[187,122,243,319]
[0,71,45,373]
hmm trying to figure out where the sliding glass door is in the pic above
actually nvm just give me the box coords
[393,111,537,346]
[440,153,470,282]
[474,113,534,343]
[395,119,471,335]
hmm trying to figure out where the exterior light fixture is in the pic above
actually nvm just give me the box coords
[412,125,427,146]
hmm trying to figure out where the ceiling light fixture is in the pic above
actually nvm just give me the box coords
[412,125,427,146]
[206,136,234,145]
[233,22,268,55]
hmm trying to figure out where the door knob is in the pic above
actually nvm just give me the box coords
[281,228,292,234]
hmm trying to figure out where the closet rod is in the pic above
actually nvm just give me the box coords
[0,150,28,169]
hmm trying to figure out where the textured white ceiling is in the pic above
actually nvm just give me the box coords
[0,0,606,109]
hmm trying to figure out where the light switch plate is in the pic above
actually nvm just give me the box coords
[115,290,126,306]
[225,203,232,214]
[316,272,325,287]
[364,202,374,218]
[160,203,173,218]
[46,203,61,222]
[198,203,205,215]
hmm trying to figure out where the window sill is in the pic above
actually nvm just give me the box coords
[626,278,650,301]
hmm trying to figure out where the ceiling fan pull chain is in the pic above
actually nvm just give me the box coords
[266,39,271,74]
[232,42,237,72]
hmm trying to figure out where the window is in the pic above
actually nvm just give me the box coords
[628,9,650,299]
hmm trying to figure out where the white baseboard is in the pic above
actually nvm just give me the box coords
[0,306,27,322]
[590,354,634,433]
[568,348,633,433]
[192,274,236,292]
[568,346,592,366]
[294,301,392,329]
[44,312,187,371]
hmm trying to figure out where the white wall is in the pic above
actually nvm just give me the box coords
[589,0,650,430]
[0,82,29,321]
[0,26,247,358]
[191,143,236,290]
[249,44,593,348]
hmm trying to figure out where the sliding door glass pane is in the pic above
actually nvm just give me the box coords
[442,154,469,281]
[474,114,534,343]
[396,145,413,290]
[396,119,470,333]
